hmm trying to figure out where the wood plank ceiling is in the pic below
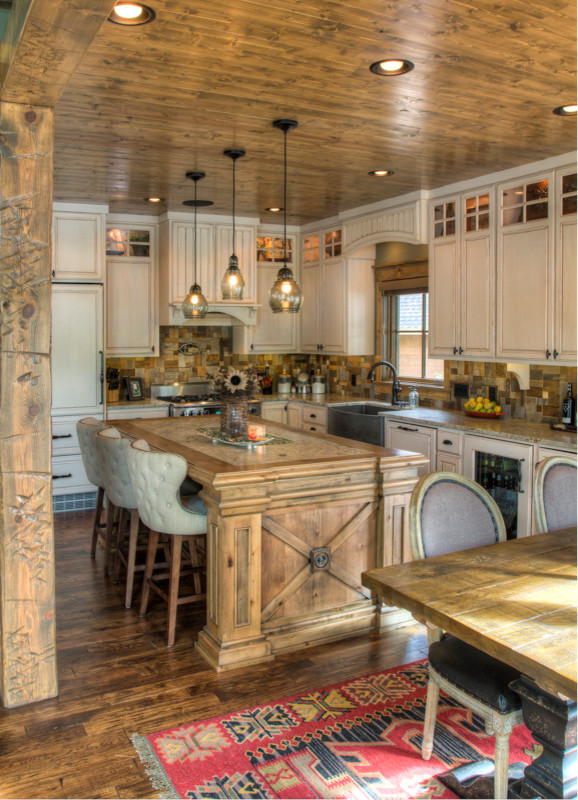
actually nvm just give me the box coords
[53,0,577,224]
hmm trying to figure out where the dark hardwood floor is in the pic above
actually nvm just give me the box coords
[0,510,428,799]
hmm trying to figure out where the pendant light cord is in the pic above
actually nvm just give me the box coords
[232,157,236,257]
[283,129,287,266]
[194,177,198,284]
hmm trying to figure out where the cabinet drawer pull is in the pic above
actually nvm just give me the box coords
[310,413,316,418]
[52,434,73,440]
[310,426,317,431]
[398,425,419,432]
[443,439,453,445]
[53,473,72,480]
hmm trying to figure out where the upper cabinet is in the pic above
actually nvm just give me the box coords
[496,168,576,364]
[429,190,494,359]
[428,159,576,366]
[300,230,374,355]
[52,204,107,282]
[105,221,159,357]
[235,233,298,353]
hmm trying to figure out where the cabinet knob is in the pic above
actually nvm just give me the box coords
[151,345,155,353]
[553,350,559,359]
[546,349,552,359]
[458,347,463,355]
[453,347,458,355]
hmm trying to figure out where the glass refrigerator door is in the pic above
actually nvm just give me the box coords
[475,452,522,539]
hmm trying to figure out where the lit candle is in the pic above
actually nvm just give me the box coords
[248,424,266,441]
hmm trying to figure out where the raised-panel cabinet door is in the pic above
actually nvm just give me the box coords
[436,453,462,473]
[300,261,322,352]
[214,224,257,302]
[287,403,302,429]
[554,217,577,362]
[461,235,494,357]
[320,258,346,353]
[429,239,459,357]
[385,422,435,477]
[106,259,158,356]
[497,224,552,360]
[171,221,214,303]
[260,402,287,424]
[250,262,297,352]
[52,284,104,415]
[52,211,104,281]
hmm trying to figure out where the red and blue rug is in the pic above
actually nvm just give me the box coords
[132,660,537,799]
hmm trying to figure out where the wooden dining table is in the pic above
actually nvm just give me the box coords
[362,528,577,799]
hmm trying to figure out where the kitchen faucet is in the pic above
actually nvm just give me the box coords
[367,361,403,404]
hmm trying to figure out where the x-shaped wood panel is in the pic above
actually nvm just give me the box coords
[261,502,376,623]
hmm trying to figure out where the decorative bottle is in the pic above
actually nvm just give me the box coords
[562,382,575,424]
[408,387,419,408]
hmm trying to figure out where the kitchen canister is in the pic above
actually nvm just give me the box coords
[277,374,292,394]
[311,374,327,395]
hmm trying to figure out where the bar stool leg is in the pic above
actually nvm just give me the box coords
[124,510,141,609]
[113,507,127,583]
[140,529,160,617]
[167,536,183,647]
[103,500,117,577]
[90,487,105,557]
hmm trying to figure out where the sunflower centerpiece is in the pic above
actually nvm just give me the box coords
[210,365,261,437]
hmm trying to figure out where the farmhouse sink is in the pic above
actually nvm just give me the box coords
[327,402,407,446]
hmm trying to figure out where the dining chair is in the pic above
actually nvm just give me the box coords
[76,417,111,562]
[95,428,145,605]
[409,471,524,800]
[126,439,207,647]
[533,455,577,533]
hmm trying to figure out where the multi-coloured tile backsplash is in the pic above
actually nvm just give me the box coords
[106,326,577,424]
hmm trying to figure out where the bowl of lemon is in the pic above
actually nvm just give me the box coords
[464,396,505,418]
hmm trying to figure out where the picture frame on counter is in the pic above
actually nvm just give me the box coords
[125,377,144,401]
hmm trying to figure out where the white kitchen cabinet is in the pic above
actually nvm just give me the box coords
[287,402,303,429]
[436,453,462,473]
[496,167,577,364]
[52,204,107,282]
[52,412,104,496]
[553,168,577,363]
[52,283,104,416]
[107,259,158,357]
[106,405,169,420]
[385,421,436,477]
[301,403,327,434]
[260,401,287,424]
[300,244,375,355]
[159,215,215,309]
[496,171,553,361]
[429,190,494,359]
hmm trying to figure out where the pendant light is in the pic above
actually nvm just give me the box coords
[221,149,246,300]
[182,172,209,319]
[269,119,303,313]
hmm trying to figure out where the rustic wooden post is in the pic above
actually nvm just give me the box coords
[0,101,57,707]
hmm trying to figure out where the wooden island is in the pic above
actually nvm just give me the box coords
[110,416,427,671]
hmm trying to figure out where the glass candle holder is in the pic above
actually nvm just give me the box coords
[248,424,266,441]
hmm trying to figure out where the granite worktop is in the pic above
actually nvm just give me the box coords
[106,393,576,452]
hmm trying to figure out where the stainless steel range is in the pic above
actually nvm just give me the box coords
[152,379,262,418]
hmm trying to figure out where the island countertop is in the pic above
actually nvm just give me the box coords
[109,415,427,672]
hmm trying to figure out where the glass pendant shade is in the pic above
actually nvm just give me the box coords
[182,283,209,318]
[221,253,245,300]
[269,265,303,313]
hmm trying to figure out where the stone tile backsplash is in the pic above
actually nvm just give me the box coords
[106,326,576,424]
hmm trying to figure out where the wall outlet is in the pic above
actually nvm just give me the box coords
[489,386,498,402]
[454,382,469,399]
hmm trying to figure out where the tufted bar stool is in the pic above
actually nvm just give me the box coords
[533,455,577,533]
[95,428,148,605]
[76,417,110,562]
[127,439,207,647]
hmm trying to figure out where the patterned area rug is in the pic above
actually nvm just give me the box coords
[132,660,537,799]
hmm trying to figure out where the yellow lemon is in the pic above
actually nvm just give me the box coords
[475,402,484,411]
[495,405,502,414]
[476,396,484,403]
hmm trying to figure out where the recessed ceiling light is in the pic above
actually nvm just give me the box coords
[145,196,163,203]
[368,169,395,177]
[108,3,155,25]
[553,104,577,116]
[265,207,283,212]
[369,59,414,76]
